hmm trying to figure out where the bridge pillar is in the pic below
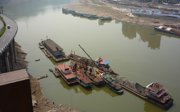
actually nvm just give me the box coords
[12,39,16,63]
[0,58,2,73]
[0,53,6,72]
[9,41,15,70]
[5,52,10,72]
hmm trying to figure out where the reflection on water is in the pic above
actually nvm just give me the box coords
[2,0,180,112]
[59,78,93,95]
[144,101,165,112]
[122,22,161,49]
[98,19,112,25]
[59,75,119,97]
[100,86,119,97]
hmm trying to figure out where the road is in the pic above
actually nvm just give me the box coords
[0,14,18,55]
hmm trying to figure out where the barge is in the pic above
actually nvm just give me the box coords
[115,75,173,109]
[71,62,93,89]
[69,57,105,86]
[103,73,123,95]
[39,39,69,62]
[68,53,116,74]
[154,25,180,36]
[86,67,105,86]
[74,70,93,89]
[55,64,77,85]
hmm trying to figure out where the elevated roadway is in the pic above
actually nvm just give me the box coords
[0,14,18,55]
[0,14,18,73]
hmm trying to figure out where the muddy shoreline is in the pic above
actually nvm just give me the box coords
[63,0,180,27]
[15,43,79,112]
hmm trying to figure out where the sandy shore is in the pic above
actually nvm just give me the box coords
[63,0,180,27]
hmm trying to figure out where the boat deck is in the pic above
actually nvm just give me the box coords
[39,41,69,62]
[68,54,95,66]
[75,70,92,84]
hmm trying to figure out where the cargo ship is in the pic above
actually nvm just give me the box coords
[154,25,180,36]
[115,76,173,109]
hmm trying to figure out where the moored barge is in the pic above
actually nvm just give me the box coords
[71,62,93,89]
[39,39,69,62]
[86,67,105,86]
[68,53,116,74]
[115,76,173,109]
[55,64,77,85]
[102,73,123,95]
[154,25,180,36]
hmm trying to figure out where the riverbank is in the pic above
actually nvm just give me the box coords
[15,43,79,112]
[63,0,180,27]
[31,77,79,112]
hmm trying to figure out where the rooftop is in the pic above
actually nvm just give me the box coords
[43,39,63,52]
[0,69,29,86]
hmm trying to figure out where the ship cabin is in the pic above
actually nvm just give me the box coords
[145,82,172,104]
[95,57,110,68]
[42,39,65,59]
[55,64,77,85]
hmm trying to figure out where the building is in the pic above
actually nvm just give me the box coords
[0,69,33,112]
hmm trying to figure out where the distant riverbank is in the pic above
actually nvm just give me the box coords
[63,0,180,27]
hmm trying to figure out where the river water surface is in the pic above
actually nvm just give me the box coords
[2,0,180,112]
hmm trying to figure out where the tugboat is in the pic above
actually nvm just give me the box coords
[71,62,93,89]
[55,64,77,85]
[102,73,124,95]
[145,82,173,109]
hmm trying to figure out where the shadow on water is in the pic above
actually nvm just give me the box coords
[94,86,120,97]
[144,101,165,112]
[59,77,92,95]
[98,19,112,25]
[59,76,119,97]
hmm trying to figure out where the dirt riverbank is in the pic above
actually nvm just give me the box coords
[31,77,79,112]
[63,0,180,27]
[15,43,79,112]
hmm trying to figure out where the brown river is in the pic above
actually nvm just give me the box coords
[1,0,180,112]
